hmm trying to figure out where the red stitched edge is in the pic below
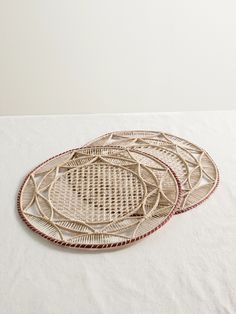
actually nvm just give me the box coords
[17,146,182,250]
[83,130,220,215]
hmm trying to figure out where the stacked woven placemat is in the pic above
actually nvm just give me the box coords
[18,131,219,250]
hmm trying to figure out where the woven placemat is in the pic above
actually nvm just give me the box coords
[84,131,219,214]
[18,146,181,250]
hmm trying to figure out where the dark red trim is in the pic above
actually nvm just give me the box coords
[17,146,182,250]
[84,130,220,215]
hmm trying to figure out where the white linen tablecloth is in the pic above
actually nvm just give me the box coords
[0,111,235,314]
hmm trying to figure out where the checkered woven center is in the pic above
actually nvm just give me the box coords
[84,131,219,214]
[49,163,144,223]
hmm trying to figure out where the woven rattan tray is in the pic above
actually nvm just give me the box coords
[84,131,219,214]
[18,146,181,250]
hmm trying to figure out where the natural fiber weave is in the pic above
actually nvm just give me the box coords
[84,131,219,214]
[18,146,181,250]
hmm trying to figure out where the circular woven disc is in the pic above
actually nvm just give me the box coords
[18,146,181,250]
[84,131,219,214]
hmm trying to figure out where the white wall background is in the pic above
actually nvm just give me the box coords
[0,0,236,115]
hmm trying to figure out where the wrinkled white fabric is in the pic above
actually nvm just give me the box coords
[0,111,235,314]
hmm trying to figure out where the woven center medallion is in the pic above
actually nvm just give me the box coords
[18,146,181,249]
[84,131,219,214]
[49,164,144,223]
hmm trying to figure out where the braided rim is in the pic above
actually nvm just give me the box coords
[84,130,220,215]
[17,146,182,250]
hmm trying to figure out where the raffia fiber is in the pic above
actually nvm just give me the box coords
[84,131,219,214]
[18,146,181,250]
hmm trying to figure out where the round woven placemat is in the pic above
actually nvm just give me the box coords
[18,146,181,250]
[84,131,219,214]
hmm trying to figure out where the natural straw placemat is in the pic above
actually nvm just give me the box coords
[84,131,219,214]
[18,146,181,250]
